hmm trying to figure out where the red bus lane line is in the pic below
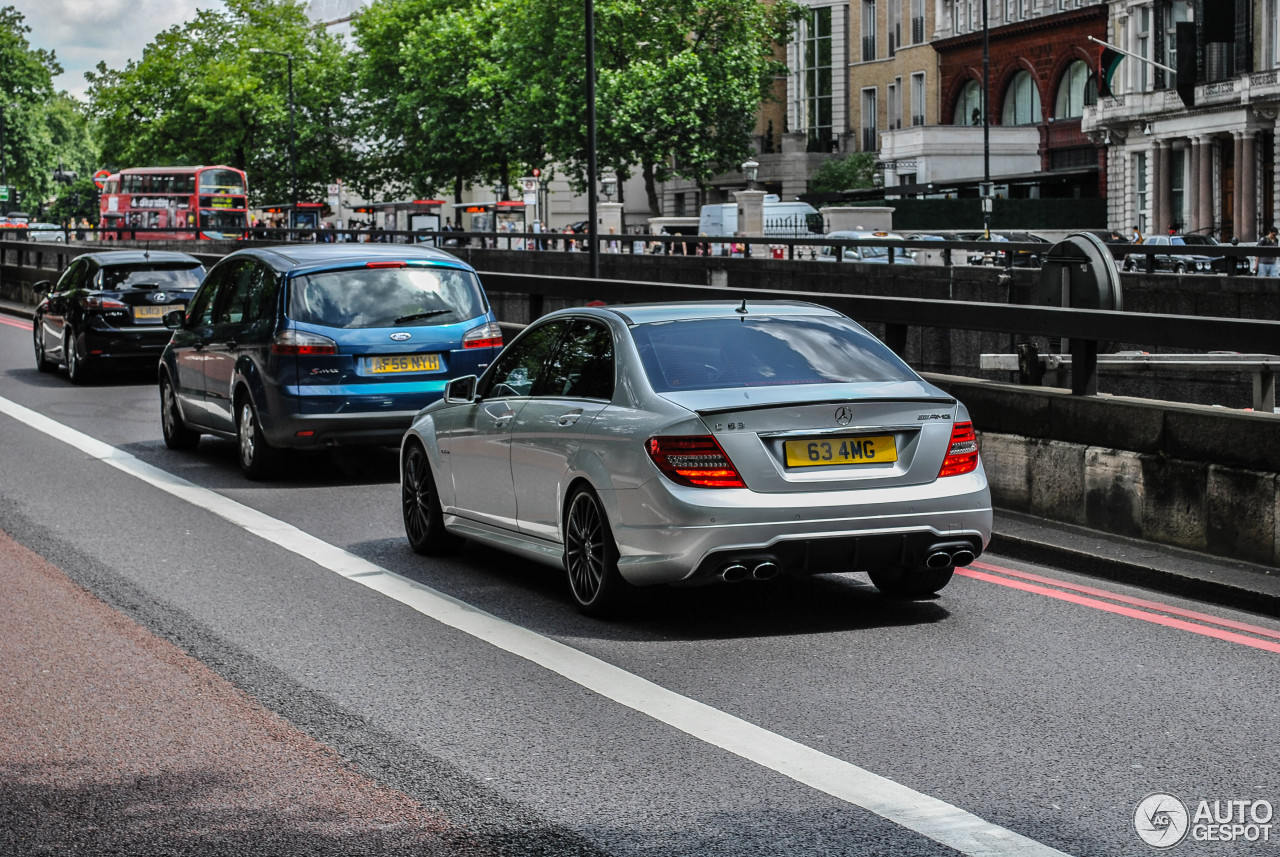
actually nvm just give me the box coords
[955,567,1280,655]
[971,559,1280,641]
[0,316,32,331]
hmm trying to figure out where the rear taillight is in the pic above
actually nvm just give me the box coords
[463,321,503,349]
[646,435,745,488]
[82,295,126,310]
[271,329,338,355]
[938,421,979,478]
[366,260,407,268]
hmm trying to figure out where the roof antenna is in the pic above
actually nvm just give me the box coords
[735,299,748,315]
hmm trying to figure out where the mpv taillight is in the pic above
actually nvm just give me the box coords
[82,295,126,310]
[646,435,745,488]
[463,321,503,349]
[938,421,979,478]
[271,329,338,355]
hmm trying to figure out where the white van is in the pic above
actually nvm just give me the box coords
[697,195,821,253]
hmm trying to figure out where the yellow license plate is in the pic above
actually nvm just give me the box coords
[133,304,181,321]
[368,353,441,374]
[784,435,898,467]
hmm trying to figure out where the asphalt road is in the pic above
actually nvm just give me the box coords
[1,309,1279,857]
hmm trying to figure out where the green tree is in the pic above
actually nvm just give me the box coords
[508,0,800,214]
[85,0,355,207]
[0,5,62,211]
[353,0,543,206]
[806,152,877,194]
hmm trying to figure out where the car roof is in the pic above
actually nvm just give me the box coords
[226,243,471,272]
[569,300,840,326]
[74,249,205,266]
[824,230,905,239]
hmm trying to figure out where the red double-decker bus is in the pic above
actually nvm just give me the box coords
[99,165,249,240]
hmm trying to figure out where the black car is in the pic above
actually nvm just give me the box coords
[33,250,207,383]
[1177,234,1252,275]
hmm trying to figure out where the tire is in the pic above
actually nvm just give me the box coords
[64,327,91,385]
[236,396,278,480]
[564,486,630,617]
[868,566,955,598]
[401,441,461,555]
[33,320,54,373]
[1173,262,1186,274]
[159,373,200,450]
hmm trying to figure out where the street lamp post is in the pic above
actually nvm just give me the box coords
[250,48,298,233]
[981,0,991,237]
[586,0,599,278]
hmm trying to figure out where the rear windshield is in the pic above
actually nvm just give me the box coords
[631,316,918,393]
[100,264,205,291]
[287,265,488,329]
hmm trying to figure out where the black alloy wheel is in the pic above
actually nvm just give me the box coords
[402,441,460,555]
[64,327,90,385]
[159,374,200,450]
[564,486,628,616]
[33,320,54,373]
[236,396,278,480]
[868,565,955,598]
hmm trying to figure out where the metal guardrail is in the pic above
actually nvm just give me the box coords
[3,237,1278,406]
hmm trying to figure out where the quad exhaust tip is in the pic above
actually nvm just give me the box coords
[752,561,780,580]
[719,561,781,582]
[721,563,750,583]
[925,546,979,569]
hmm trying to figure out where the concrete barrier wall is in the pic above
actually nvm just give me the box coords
[928,374,1280,566]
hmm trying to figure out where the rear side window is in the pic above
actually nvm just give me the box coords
[287,265,488,329]
[632,316,918,393]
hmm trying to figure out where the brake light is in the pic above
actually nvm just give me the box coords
[938,421,980,478]
[82,295,126,310]
[646,435,745,488]
[366,261,407,268]
[271,329,338,355]
[463,321,503,349]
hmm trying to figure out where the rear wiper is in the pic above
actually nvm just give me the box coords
[394,309,452,324]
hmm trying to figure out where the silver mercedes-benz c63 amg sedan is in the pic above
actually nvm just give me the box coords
[400,301,992,615]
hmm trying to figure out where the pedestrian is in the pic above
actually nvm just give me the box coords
[1108,229,1126,243]
[1130,225,1143,244]
[1167,224,1177,237]
[606,226,619,253]
[1254,225,1279,278]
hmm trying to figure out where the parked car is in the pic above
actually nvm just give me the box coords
[1124,235,1218,273]
[26,222,67,242]
[1176,233,1252,275]
[400,301,992,615]
[816,231,915,264]
[158,244,504,479]
[993,231,1050,267]
[33,250,207,383]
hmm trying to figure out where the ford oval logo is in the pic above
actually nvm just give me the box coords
[390,332,412,341]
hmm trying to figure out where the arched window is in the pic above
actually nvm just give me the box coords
[1001,70,1042,125]
[1054,60,1095,118]
[954,80,984,125]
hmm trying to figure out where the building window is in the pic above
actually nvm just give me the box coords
[911,72,926,126]
[862,0,877,61]
[802,7,835,153]
[1005,0,1018,23]
[1170,149,1185,230]
[861,88,879,152]
[1164,0,1191,78]
[955,79,984,125]
[1267,0,1280,68]
[888,0,900,55]
[888,79,902,130]
[1001,70,1042,126]
[1054,60,1094,118]
[1134,6,1151,93]
[911,0,925,43]
[1134,152,1148,234]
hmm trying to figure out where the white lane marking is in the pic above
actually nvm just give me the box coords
[0,393,1070,857]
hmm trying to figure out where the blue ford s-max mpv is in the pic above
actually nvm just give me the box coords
[158,244,504,479]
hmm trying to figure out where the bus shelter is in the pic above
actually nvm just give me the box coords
[452,201,528,247]
[368,200,447,242]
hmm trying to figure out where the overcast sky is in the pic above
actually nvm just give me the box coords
[11,0,229,101]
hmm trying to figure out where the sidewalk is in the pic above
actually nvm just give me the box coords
[2,296,1278,619]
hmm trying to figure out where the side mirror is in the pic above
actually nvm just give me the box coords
[444,374,478,404]
[33,280,52,297]
[163,309,186,329]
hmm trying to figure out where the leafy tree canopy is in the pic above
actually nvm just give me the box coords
[85,0,356,207]
[807,152,878,194]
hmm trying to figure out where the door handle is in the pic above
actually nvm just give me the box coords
[556,411,583,427]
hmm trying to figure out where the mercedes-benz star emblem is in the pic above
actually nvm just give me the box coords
[834,406,853,426]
